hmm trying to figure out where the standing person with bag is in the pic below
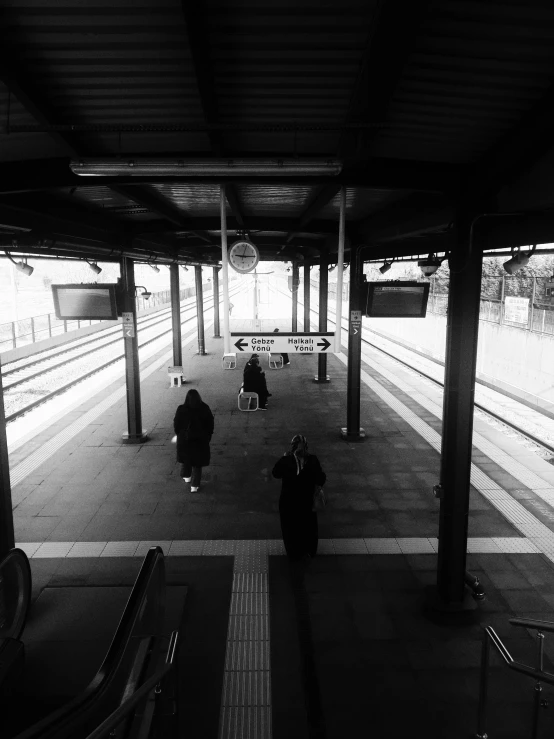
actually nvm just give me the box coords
[173,388,214,493]
[272,434,326,561]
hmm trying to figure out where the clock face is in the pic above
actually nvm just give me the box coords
[228,240,260,273]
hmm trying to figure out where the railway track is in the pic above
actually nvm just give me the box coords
[274,282,554,461]
[3,284,242,424]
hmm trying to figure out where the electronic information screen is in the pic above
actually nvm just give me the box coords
[52,284,118,321]
[363,281,430,318]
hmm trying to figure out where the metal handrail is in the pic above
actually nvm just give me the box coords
[510,617,554,634]
[0,547,32,641]
[85,630,179,739]
[475,622,554,738]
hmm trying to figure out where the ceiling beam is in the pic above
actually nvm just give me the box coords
[471,79,554,198]
[181,2,252,238]
[353,193,454,244]
[133,216,339,234]
[338,0,434,161]
[0,158,459,195]
[285,184,342,243]
[0,201,126,243]
[108,185,212,243]
[0,37,208,247]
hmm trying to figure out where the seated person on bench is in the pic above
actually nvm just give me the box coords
[243,354,272,410]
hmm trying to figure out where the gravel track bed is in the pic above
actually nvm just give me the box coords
[4,317,171,417]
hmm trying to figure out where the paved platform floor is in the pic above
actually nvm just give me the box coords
[7,324,554,738]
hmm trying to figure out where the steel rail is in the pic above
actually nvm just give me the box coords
[6,286,242,424]
[3,296,203,390]
[279,283,554,459]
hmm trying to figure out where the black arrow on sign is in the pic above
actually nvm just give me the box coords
[235,338,248,351]
[317,337,331,351]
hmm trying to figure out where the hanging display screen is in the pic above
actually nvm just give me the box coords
[52,284,118,320]
[363,281,430,318]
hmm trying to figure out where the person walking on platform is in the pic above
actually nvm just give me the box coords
[173,388,214,492]
[243,354,272,410]
[273,328,290,365]
[272,434,326,560]
[229,301,234,316]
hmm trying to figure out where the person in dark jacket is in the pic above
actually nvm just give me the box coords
[173,388,214,492]
[243,354,271,410]
[272,434,326,560]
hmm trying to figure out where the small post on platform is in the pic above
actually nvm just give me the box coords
[432,207,484,613]
[314,249,330,382]
[0,362,15,558]
[213,265,221,338]
[170,264,182,367]
[303,263,311,331]
[220,185,231,355]
[121,257,147,443]
[195,265,206,355]
[341,246,365,440]
[291,261,299,332]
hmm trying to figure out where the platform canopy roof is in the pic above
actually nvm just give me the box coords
[2,0,554,267]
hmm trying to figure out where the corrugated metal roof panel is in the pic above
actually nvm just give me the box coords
[370,0,554,163]
[150,183,227,217]
[236,185,315,218]
[318,188,404,220]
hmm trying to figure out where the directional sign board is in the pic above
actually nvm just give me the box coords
[122,311,135,338]
[231,332,334,354]
[350,310,362,335]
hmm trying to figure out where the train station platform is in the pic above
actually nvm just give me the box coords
[6,322,554,738]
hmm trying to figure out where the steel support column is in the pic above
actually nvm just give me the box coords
[435,211,484,609]
[315,250,330,382]
[170,264,182,367]
[121,257,147,443]
[213,266,221,338]
[292,261,299,332]
[303,264,311,331]
[342,247,365,439]
[195,265,206,355]
[0,362,14,558]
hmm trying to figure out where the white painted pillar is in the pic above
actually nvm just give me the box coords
[220,185,231,354]
[335,187,346,352]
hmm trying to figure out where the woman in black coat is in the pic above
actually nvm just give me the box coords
[272,434,326,560]
[173,389,214,492]
[243,354,271,409]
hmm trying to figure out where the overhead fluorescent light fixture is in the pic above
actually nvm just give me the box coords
[69,158,343,177]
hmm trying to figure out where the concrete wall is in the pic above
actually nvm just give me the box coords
[368,313,554,418]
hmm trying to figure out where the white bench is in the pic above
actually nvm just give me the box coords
[268,353,283,369]
[167,366,186,387]
[238,386,259,411]
[222,353,237,370]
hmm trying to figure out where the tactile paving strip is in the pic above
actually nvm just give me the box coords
[219,544,271,739]
[337,351,554,564]
[358,350,554,515]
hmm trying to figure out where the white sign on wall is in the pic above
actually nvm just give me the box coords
[504,296,529,324]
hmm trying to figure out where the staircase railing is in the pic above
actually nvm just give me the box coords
[475,618,554,738]
[14,546,173,739]
[85,630,178,739]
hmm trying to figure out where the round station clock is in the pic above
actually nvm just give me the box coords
[228,239,260,273]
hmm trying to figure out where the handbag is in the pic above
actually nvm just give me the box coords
[312,486,326,512]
